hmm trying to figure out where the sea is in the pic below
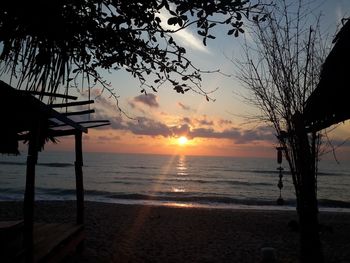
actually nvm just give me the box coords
[1,151,350,212]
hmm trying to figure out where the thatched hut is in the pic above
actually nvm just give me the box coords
[0,81,109,262]
[304,19,350,131]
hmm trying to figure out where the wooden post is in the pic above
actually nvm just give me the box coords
[75,131,84,225]
[23,127,39,263]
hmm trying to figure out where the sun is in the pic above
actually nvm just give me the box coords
[178,136,188,146]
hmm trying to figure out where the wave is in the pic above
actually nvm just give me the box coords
[106,193,285,206]
[318,199,350,208]
[0,161,26,166]
[122,166,158,170]
[107,176,273,188]
[39,162,74,168]
[2,186,350,209]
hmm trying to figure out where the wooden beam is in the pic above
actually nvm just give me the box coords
[50,120,110,128]
[0,82,87,133]
[76,120,110,125]
[49,100,94,108]
[75,131,84,225]
[62,109,95,117]
[30,97,88,133]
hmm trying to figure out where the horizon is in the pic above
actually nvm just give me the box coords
[12,144,350,162]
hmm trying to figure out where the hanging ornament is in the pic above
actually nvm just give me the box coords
[276,146,284,205]
[277,166,284,205]
[277,147,283,164]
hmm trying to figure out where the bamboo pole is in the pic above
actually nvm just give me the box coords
[49,100,94,108]
[75,131,84,225]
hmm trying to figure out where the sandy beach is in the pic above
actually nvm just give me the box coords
[1,201,350,263]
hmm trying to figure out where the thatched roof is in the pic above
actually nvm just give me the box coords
[0,81,109,154]
[304,19,350,132]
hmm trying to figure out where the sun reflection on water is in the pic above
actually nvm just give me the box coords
[173,155,188,193]
[176,155,188,176]
[172,186,186,192]
[164,202,194,208]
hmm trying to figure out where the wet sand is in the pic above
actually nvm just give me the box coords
[1,201,350,262]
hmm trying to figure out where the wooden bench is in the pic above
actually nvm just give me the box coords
[0,221,84,262]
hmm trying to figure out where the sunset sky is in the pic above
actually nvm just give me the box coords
[39,0,350,159]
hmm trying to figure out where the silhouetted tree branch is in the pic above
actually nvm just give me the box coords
[0,0,266,104]
[234,0,329,262]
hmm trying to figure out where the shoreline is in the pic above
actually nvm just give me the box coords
[2,197,350,213]
[1,200,350,262]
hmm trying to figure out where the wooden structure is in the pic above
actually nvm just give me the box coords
[0,81,110,262]
[304,19,350,132]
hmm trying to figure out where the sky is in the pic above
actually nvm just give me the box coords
[34,1,350,159]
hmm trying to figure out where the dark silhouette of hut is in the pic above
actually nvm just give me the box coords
[0,81,109,262]
[304,19,350,131]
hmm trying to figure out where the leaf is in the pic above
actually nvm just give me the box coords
[167,17,178,25]
[169,10,177,16]
[207,35,216,39]
[174,85,184,94]
[197,30,206,36]
[197,10,204,18]
[228,29,235,35]
[169,37,174,44]
[180,15,187,21]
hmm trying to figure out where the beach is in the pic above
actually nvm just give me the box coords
[1,201,350,262]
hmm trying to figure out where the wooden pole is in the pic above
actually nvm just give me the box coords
[75,131,84,225]
[23,126,39,263]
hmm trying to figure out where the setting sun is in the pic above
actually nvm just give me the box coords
[178,136,188,146]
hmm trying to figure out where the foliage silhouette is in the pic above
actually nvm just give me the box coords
[0,0,265,102]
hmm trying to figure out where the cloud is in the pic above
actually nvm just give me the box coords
[189,126,274,144]
[92,107,274,144]
[127,117,171,137]
[157,13,210,54]
[174,29,210,54]
[131,93,159,108]
[171,124,191,136]
[177,102,192,111]
[218,119,233,126]
[107,115,274,144]
[196,118,214,126]
[98,135,121,142]
[181,117,192,124]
